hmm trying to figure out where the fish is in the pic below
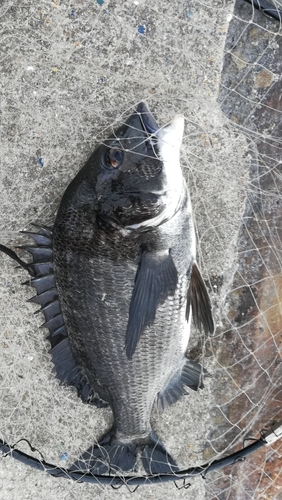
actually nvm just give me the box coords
[0,101,214,476]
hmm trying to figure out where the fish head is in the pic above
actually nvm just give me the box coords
[90,102,185,230]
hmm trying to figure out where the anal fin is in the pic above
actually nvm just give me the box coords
[157,358,210,411]
[181,358,210,390]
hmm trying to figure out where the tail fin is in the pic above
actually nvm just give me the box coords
[141,431,178,474]
[70,430,137,475]
[70,429,178,475]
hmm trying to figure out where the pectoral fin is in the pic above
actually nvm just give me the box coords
[125,249,178,359]
[186,262,214,334]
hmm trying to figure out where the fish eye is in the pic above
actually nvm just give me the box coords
[145,135,158,149]
[105,147,124,169]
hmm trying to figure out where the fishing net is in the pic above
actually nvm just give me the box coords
[0,0,281,498]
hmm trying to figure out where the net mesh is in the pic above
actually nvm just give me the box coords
[0,0,281,499]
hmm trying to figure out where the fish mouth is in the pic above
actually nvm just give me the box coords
[136,102,185,148]
[136,101,159,134]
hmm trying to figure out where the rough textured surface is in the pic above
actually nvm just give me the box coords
[0,0,281,498]
[204,1,282,498]
[0,2,240,498]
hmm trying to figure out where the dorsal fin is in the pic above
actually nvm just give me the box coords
[0,228,107,408]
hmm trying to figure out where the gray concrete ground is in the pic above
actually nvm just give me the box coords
[1,1,280,499]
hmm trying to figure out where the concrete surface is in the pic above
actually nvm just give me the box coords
[0,1,281,499]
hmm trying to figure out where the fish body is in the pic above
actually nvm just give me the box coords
[0,102,214,475]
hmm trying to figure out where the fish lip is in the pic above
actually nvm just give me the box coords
[124,189,165,195]
[136,101,159,134]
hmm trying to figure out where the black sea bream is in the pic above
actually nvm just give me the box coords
[0,102,214,475]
